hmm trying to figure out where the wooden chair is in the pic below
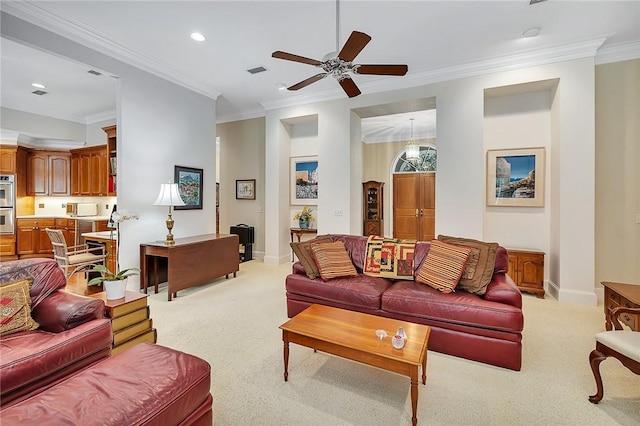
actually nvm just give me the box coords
[588,306,640,403]
[45,228,107,280]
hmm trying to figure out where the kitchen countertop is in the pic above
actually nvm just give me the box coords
[82,231,116,240]
[16,215,111,221]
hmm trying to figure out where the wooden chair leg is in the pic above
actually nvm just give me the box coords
[589,349,607,403]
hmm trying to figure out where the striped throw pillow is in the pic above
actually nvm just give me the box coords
[311,241,358,281]
[416,240,472,293]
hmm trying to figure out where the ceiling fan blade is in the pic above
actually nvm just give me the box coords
[338,31,371,62]
[356,64,408,76]
[272,51,322,66]
[339,76,361,98]
[288,73,327,91]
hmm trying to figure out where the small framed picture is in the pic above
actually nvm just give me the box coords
[486,147,545,207]
[174,166,203,210]
[236,179,256,200]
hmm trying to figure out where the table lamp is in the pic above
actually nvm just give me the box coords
[153,183,186,245]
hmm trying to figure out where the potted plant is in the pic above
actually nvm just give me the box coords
[88,209,139,299]
[88,265,140,300]
[293,206,314,229]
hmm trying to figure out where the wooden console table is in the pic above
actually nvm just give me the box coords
[140,234,239,301]
[289,228,317,261]
[602,281,640,331]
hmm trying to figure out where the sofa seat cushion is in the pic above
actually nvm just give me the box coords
[0,318,112,400]
[0,343,212,426]
[286,273,393,311]
[381,280,523,333]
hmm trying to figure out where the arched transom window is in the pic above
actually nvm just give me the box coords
[394,146,437,173]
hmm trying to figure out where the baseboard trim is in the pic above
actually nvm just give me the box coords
[547,280,598,306]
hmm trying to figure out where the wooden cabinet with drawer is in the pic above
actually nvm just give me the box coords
[16,218,55,257]
[507,248,545,298]
[55,218,77,247]
[602,281,640,331]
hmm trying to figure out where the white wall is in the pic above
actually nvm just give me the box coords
[2,12,217,289]
[264,58,597,305]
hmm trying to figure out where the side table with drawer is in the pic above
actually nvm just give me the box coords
[602,281,640,331]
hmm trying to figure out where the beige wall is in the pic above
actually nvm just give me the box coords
[595,59,640,287]
[217,117,266,258]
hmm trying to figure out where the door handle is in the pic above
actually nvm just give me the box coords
[415,209,419,217]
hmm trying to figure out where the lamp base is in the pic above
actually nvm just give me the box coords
[165,213,176,246]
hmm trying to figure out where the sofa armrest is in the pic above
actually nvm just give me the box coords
[482,273,522,309]
[32,291,105,333]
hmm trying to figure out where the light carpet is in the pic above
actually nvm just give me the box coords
[143,260,639,426]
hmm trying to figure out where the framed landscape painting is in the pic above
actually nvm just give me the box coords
[290,156,318,205]
[486,147,545,207]
[174,165,203,210]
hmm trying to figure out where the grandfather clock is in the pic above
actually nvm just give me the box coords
[363,181,384,236]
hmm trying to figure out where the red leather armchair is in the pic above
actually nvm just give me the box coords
[0,258,113,408]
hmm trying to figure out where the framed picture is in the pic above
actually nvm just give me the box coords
[486,148,545,207]
[174,166,203,210]
[236,179,256,200]
[290,156,318,205]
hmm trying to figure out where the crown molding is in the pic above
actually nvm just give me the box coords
[595,40,640,65]
[216,108,266,125]
[1,97,87,123]
[2,2,221,100]
[85,110,116,124]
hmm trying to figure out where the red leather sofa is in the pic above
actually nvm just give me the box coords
[0,258,112,408]
[285,234,524,371]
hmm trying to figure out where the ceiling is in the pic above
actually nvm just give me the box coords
[1,1,639,143]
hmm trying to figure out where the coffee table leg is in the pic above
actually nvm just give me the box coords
[410,368,418,426]
[283,333,289,382]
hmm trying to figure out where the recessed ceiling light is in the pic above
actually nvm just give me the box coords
[276,83,287,91]
[190,32,205,42]
[31,83,46,89]
[523,27,542,38]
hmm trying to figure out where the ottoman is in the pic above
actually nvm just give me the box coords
[0,343,212,425]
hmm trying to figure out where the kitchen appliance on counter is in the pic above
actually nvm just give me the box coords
[66,203,99,217]
[0,175,15,234]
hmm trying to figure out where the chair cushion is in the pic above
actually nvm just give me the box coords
[68,253,103,265]
[596,330,640,362]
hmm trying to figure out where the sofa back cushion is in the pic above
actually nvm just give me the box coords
[311,241,358,281]
[330,235,368,272]
[415,240,472,293]
[437,235,499,295]
[0,259,66,311]
[0,278,39,336]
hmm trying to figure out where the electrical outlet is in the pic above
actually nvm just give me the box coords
[105,204,109,210]
[38,203,44,209]
[62,203,66,208]
[334,209,343,216]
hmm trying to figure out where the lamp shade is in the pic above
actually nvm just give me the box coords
[153,183,186,206]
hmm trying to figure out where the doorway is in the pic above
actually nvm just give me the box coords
[393,172,435,240]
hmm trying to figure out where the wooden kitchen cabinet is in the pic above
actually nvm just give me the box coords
[0,234,17,259]
[103,125,117,196]
[507,248,545,298]
[55,218,77,247]
[27,150,70,196]
[71,145,109,196]
[0,146,17,173]
[16,218,55,257]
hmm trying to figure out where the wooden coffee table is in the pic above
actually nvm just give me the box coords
[279,304,430,425]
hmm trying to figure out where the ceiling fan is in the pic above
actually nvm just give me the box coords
[271,1,408,98]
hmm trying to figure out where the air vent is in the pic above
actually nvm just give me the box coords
[247,66,267,74]
[32,90,48,96]
[87,70,102,76]
[529,0,548,4]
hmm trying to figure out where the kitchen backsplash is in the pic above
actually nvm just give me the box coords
[34,196,117,217]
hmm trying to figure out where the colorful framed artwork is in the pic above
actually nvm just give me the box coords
[236,179,256,200]
[174,165,203,210]
[486,147,545,207]
[290,156,318,206]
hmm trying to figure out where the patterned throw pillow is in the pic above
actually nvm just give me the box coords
[0,278,39,336]
[310,241,358,281]
[416,240,472,293]
[438,235,499,295]
[291,235,333,279]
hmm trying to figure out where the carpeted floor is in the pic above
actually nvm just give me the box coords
[143,260,639,426]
